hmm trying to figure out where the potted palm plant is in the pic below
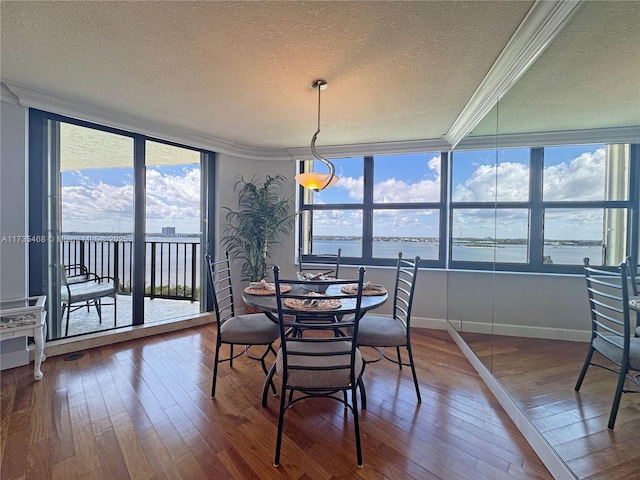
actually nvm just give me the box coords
[221,175,295,285]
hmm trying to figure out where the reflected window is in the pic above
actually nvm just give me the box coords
[451,209,529,263]
[543,144,630,201]
[452,148,530,202]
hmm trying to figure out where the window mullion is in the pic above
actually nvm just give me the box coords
[362,156,374,260]
[530,148,544,268]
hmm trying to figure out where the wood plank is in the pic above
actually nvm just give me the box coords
[463,332,640,478]
[0,327,551,479]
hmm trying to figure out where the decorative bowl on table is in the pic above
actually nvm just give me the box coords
[296,272,334,293]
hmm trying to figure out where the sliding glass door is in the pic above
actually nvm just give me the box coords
[29,110,213,340]
[59,122,134,336]
[144,141,202,324]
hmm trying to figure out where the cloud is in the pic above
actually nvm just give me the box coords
[543,148,605,201]
[62,167,201,233]
[452,161,530,202]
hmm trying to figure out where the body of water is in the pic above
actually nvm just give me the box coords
[313,239,603,265]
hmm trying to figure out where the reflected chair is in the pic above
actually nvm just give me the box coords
[205,252,279,397]
[61,263,117,336]
[266,265,367,467]
[356,252,421,407]
[575,258,640,429]
[626,256,640,337]
[298,247,341,279]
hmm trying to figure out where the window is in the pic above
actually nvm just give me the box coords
[299,153,446,267]
[29,110,215,340]
[450,148,531,268]
[299,143,638,273]
[541,144,634,268]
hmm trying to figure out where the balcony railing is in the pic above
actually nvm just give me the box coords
[61,238,200,302]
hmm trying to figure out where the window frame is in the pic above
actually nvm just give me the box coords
[298,153,449,269]
[298,145,639,274]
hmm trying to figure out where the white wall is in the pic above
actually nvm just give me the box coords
[0,100,30,366]
[0,100,28,300]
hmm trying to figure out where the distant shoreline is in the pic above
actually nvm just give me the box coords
[62,232,601,246]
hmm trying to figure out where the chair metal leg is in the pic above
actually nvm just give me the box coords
[608,366,628,429]
[262,364,277,407]
[274,382,287,467]
[396,346,403,370]
[64,304,71,336]
[211,338,222,397]
[94,299,103,323]
[575,345,595,391]
[258,345,277,396]
[351,383,363,467]
[358,376,367,410]
[406,343,421,403]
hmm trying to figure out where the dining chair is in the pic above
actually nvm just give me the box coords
[575,258,640,429]
[356,252,421,407]
[205,252,279,398]
[298,246,341,279]
[266,264,367,467]
[626,256,639,336]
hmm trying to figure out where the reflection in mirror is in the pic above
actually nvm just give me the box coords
[448,100,498,373]
[454,1,640,477]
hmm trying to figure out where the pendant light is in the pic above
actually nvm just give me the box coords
[295,79,339,191]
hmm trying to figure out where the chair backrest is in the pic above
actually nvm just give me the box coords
[583,257,631,365]
[298,247,342,279]
[626,255,638,297]
[273,264,366,385]
[392,253,420,327]
[205,252,235,328]
[61,264,90,286]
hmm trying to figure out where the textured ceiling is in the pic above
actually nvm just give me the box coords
[1,1,638,154]
[471,0,640,138]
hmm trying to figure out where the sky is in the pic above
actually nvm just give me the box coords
[60,143,615,241]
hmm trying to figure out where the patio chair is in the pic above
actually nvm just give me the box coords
[205,252,279,398]
[266,264,367,467]
[575,258,640,429]
[61,264,117,336]
[356,252,421,407]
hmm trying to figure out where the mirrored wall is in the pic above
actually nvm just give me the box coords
[450,1,640,478]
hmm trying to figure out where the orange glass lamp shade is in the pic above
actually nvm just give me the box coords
[295,171,339,191]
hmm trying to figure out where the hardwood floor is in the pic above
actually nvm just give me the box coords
[462,333,640,480]
[1,327,552,480]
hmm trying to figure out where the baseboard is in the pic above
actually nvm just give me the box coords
[410,317,590,343]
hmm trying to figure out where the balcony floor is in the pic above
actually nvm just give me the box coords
[61,294,201,338]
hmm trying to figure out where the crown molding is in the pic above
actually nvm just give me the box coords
[0,82,20,104]
[444,0,582,149]
[2,81,294,161]
[455,126,640,150]
[286,138,451,160]
[3,80,454,161]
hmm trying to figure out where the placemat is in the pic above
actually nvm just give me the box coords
[243,284,291,296]
[284,294,341,311]
[340,282,387,296]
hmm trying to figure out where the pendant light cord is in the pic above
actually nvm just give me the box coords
[310,81,335,190]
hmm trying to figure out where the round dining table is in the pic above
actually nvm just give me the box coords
[242,283,388,322]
